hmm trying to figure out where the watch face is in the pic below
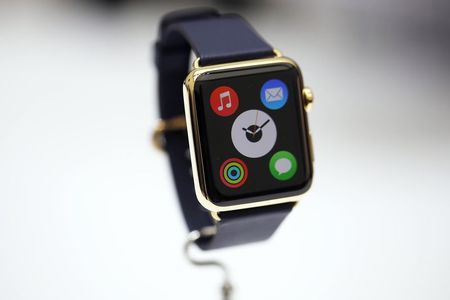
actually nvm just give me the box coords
[193,63,312,205]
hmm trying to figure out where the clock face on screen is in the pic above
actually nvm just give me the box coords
[231,109,277,158]
[194,63,312,204]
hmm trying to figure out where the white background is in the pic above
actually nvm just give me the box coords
[1,1,449,299]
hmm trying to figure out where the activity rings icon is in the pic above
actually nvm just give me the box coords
[220,158,248,188]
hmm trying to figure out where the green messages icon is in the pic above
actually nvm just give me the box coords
[269,151,297,181]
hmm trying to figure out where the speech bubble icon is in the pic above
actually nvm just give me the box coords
[269,151,297,181]
[275,158,292,175]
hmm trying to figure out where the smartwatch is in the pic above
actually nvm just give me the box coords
[153,8,314,250]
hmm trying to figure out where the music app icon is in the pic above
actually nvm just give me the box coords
[209,86,239,117]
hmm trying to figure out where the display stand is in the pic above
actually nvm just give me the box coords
[184,228,234,300]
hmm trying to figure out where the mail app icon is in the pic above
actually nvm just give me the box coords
[260,79,288,110]
[265,87,284,102]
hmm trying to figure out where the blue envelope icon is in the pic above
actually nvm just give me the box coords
[265,87,284,102]
[260,79,288,110]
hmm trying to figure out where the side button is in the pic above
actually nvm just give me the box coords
[302,87,314,112]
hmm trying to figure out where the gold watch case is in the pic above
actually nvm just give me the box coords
[183,51,314,213]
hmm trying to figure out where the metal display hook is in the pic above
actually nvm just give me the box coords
[183,227,234,300]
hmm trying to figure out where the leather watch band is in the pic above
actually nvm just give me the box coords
[155,8,294,250]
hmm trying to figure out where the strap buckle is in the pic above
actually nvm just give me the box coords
[152,115,187,151]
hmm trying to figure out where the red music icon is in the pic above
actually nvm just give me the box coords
[209,86,239,117]
[218,91,232,111]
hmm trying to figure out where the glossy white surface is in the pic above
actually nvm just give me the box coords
[0,1,449,299]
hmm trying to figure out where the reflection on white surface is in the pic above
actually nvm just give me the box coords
[0,1,449,300]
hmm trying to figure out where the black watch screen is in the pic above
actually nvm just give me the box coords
[193,63,313,205]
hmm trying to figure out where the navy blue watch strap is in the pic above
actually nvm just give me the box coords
[155,8,294,250]
[197,203,295,249]
[156,8,274,67]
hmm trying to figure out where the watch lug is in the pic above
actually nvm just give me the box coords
[210,211,221,222]
[192,57,201,69]
[273,48,283,57]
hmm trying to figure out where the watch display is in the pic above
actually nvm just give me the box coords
[193,63,312,205]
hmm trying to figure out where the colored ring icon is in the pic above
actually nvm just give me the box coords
[219,158,248,188]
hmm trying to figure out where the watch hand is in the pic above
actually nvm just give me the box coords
[252,111,259,136]
[242,127,253,134]
[260,119,270,129]
[253,119,270,134]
